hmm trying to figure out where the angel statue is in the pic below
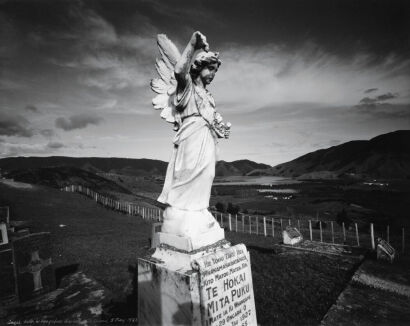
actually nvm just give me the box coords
[151,31,231,242]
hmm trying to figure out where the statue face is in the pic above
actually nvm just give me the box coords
[200,63,219,85]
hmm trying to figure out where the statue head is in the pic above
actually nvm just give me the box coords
[190,51,221,85]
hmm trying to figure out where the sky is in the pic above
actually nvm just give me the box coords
[1,0,409,166]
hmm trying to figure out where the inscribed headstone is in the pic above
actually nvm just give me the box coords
[193,244,257,326]
[12,232,56,302]
[0,248,16,299]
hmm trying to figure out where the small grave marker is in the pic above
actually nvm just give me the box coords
[377,238,395,263]
[12,232,56,302]
[282,226,303,245]
[150,222,163,249]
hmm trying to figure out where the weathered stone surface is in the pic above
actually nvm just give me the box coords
[194,244,257,326]
[283,226,303,245]
[377,239,395,263]
[138,257,202,325]
[156,227,225,252]
[139,243,257,326]
[12,232,56,302]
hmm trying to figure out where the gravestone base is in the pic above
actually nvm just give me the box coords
[138,236,257,325]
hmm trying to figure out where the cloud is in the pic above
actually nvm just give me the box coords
[47,141,65,149]
[0,141,50,157]
[55,114,104,131]
[0,113,34,137]
[354,103,410,119]
[376,92,399,101]
[25,104,39,112]
[358,92,400,105]
[364,88,378,94]
[40,129,55,137]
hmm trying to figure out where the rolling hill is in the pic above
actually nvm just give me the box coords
[0,156,272,178]
[4,166,132,194]
[216,159,271,176]
[0,156,168,177]
[266,130,410,179]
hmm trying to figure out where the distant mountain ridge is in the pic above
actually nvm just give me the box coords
[267,130,410,179]
[0,156,271,178]
[0,156,168,177]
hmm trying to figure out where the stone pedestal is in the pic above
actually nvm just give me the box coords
[138,230,257,325]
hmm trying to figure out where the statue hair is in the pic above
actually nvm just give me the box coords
[190,51,221,78]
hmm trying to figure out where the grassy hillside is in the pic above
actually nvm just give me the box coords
[1,182,361,325]
[0,156,168,177]
[4,166,131,194]
[268,130,410,179]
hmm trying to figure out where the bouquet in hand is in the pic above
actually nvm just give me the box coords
[213,112,231,139]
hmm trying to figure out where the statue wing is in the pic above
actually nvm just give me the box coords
[151,34,182,129]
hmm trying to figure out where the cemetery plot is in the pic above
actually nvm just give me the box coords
[12,232,56,302]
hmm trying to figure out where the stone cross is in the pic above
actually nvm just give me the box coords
[19,250,52,292]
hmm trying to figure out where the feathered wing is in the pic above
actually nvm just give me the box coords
[151,34,182,129]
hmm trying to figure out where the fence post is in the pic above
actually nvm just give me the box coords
[272,218,275,238]
[249,216,251,234]
[298,219,300,231]
[242,215,244,233]
[355,223,360,247]
[309,220,312,241]
[235,214,238,232]
[319,221,323,242]
[220,213,224,227]
[288,219,291,226]
[331,221,334,244]
[229,214,232,231]
[370,223,375,250]
[280,218,283,230]
[263,217,267,237]
[402,227,405,253]
[342,222,346,242]
[387,225,390,243]
[257,216,260,235]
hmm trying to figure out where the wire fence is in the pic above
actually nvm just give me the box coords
[61,184,407,254]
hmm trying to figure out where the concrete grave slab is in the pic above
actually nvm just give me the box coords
[377,239,395,263]
[283,226,303,245]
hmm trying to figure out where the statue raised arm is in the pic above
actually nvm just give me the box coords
[151,31,231,244]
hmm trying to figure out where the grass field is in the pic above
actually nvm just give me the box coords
[1,182,361,325]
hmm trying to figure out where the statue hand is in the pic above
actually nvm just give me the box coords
[191,31,209,52]
[224,129,230,139]
[224,122,231,139]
